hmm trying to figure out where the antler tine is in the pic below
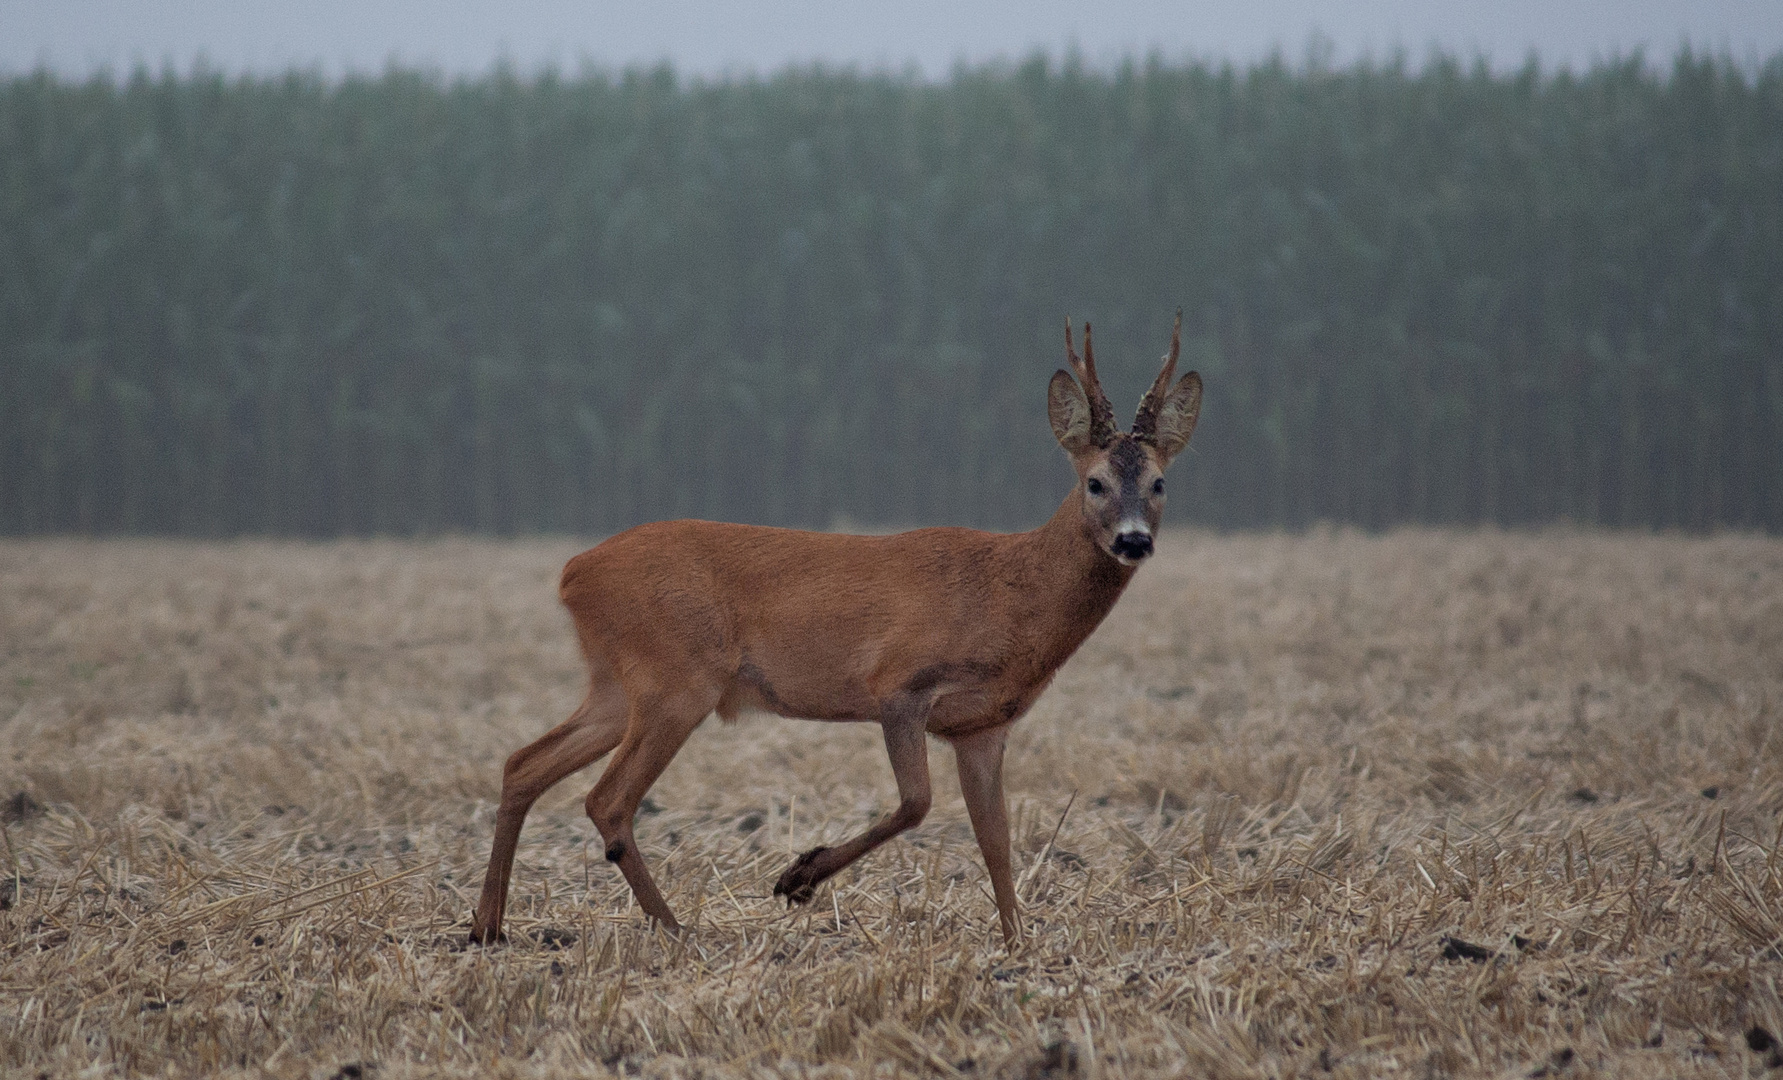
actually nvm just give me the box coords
[1133,310,1183,440]
[1065,319,1118,446]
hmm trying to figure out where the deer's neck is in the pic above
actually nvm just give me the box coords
[1006,485,1136,674]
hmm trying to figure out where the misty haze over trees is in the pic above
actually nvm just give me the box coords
[2,52,1779,536]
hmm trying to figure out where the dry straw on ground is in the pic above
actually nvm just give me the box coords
[2,529,1780,1079]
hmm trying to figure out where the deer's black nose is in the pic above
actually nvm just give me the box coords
[1111,531,1153,561]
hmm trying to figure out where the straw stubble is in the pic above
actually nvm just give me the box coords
[1,529,1780,1077]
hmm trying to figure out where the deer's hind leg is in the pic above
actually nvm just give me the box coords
[583,681,720,931]
[470,667,627,945]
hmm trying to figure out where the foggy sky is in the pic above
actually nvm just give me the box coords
[4,0,1780,79]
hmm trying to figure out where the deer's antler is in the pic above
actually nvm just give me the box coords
[1065,320,1118,447]
[1132,311,1183,441]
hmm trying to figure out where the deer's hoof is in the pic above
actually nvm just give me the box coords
[466,924,507,947]
[772,846,832,905]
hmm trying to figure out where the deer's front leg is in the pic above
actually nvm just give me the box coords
[952,724,1019,945]
[773,698,932,904]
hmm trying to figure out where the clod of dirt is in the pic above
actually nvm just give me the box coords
[637,797,663,816]
[1568,788,1600,803]
[3,791,43,824]
[1135,780,1188,813]
[1747,1027,1783,1068]
[1701,786,1719,798]
[165,670,198,714]
[736,811,764,832]
[531,927,577,950]
[327,1064,375,1080]
[1440,936,1495,962]
[1024,1039,1081,1078]
[1528,1046,1575,1076]
[812,1007,855,1059]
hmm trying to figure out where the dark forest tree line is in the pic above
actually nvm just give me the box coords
[2,53,1779,535]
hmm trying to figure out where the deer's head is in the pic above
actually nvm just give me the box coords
[1048,314,1202,567]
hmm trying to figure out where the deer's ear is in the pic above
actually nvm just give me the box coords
[1151,372,1202,463]
[1048,369,1094,453]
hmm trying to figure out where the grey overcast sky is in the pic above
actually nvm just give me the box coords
[2,0,1779,79]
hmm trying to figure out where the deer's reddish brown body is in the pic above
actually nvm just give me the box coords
[470,316,1201,946]
[576,513,1129,736]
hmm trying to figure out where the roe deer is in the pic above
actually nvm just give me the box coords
[470,315,1201,945]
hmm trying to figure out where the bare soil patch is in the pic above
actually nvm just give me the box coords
[2,530,1780,1078]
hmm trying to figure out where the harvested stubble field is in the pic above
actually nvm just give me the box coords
[2,530,1781,1079]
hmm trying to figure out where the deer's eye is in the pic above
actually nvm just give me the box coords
[1152,478,1165,495]
[1086,478,1106,497]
